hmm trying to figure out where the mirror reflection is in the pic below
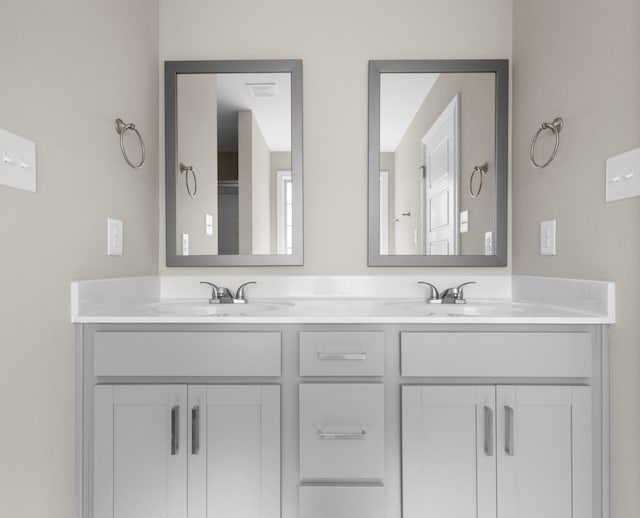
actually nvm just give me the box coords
[165,60,303,267]
[369,60,508,267]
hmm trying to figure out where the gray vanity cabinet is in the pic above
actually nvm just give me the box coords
[93,384,280,518]
[78,324,608,518]
[85,330,281,518]
[402,385,592,518]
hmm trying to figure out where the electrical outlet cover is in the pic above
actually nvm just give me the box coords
[107,218,123,256]
[540,220,556,256]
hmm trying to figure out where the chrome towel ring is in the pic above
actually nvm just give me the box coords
[115,118,145,169]
[470,163,488,198]
[530,117,563,169]
[179,162,198,197]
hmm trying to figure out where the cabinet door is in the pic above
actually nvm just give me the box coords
[402,386,496,518]
[188,385,280,518]
[94,385,188,518]
[497,386,592,518]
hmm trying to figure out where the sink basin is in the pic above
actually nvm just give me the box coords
[142,299,294,316]
[384,299,529,317]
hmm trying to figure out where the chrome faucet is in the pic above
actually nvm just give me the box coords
[200,281,256,304]
[418,281,475,304]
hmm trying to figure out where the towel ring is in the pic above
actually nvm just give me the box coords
[115,118,145,169]
[530,117,563,169]
[179,163,198,197]
[470,163,488,198]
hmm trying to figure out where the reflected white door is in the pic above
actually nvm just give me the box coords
[422,95,459,255]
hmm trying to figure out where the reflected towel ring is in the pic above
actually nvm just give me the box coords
[179,163,198,197]
[115,118,145,169]
[530,117,563,169]
[470,163,488,198]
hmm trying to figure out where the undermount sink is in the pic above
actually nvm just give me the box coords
[384,299,529,317]
[142,299,294,316]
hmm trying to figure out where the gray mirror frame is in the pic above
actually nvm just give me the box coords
[165,59,303,266]
[368,59,508,267]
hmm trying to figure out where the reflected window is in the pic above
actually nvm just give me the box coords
[276,170,293,254]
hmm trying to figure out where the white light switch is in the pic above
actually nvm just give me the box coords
[540,220,556,256]
[460,210,469,233]
[182,233,189,256]
[107,218,123,256]
[606,147,640,201]
[0,127,36,192]
[205,213,214,236]
[484,231,493,255]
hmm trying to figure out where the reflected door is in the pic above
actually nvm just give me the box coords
[422,95,459,255]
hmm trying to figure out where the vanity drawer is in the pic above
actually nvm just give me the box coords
[93,331,281,377]
[299,383,384,479]
[299,331,384,376]
[401,331,592,378]
[299,486,384,518]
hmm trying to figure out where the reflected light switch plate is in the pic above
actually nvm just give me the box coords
[182,233,189,256]
[460,210,469,233]
[205,214,214,236]
[484,231,493,255]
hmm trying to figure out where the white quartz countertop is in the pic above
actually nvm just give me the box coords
[71,275,615,324]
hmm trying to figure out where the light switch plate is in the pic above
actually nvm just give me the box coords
[0,127,36,192]
[460,210,469,233]
[606,147,640,201]
[484,231,493,255]
[107,218,123,256]
[540,219,556,256]
[181,233,189,256]
[205,214,214,236]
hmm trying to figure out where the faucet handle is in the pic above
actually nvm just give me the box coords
[456,282,476,301]
[235,281,257,303]
[200,281,220,304]
[418,281,440,303]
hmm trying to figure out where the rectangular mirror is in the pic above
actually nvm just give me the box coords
[368,60,508,266]
[165,60,303,266]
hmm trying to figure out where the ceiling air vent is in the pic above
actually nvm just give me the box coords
[246,83,279,98]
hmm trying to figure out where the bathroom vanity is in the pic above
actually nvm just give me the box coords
[73,275,613,518]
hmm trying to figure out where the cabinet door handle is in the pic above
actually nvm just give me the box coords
[171,405,179,455]
[317,352,367,361]
[318,428,367,440]
[504,405,514,456]
[484,405,494,457]
[191,405,200,455]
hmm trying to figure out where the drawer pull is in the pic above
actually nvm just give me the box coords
[505,405,515,456]
[318,429,367,440]
[317,352,367,361]
[170,405,179,455]
[484,405,494,457]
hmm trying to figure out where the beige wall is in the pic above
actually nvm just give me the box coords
[512,0,640,516]
[0,2,159,518]
[176,73,218,255]
[159,0,513,275]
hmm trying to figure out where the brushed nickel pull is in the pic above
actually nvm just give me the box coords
[191,405,200,455]
[171,405,179,455]
[484,405,494,457]
[318,429,366,440]
[505,405,514,456]
[317,352,367,361]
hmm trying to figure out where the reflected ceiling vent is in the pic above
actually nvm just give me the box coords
[246,83,279,98]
